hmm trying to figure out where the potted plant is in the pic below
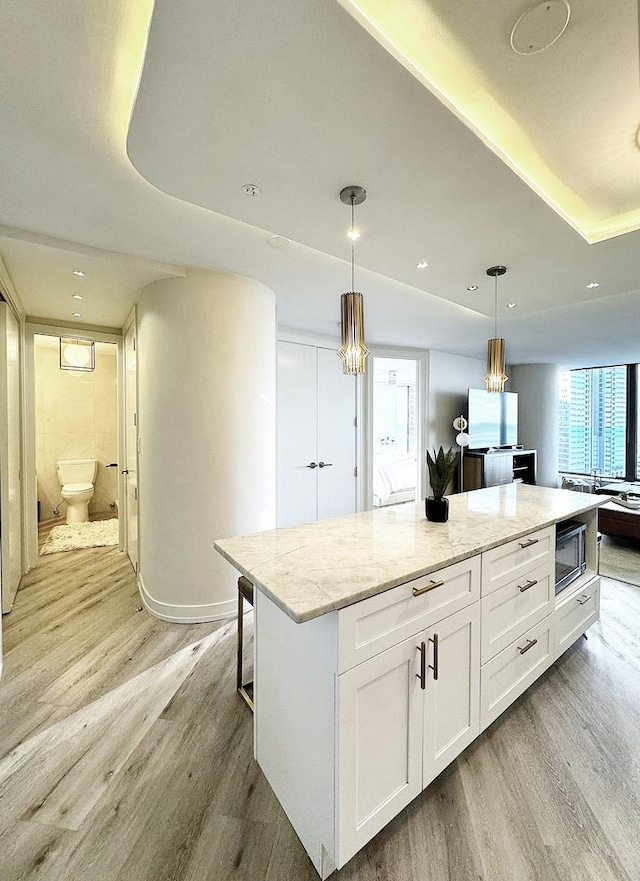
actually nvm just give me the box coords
[426,446,459,522]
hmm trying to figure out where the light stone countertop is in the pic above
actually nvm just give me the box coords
[214,484,605,623]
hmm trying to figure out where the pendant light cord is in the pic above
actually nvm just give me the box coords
[494,273,498,338]
[351,195,355,292]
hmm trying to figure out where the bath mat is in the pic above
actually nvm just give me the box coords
[599,534,640,587]
[40,519,119,556]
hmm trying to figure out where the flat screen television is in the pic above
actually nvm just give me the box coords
[467,389,518,449]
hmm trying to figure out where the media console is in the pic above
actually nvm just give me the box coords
[463,448,536,491]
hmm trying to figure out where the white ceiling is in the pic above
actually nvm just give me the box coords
[0,0,638,368]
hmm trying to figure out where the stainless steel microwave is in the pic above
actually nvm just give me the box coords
[555,519,587,595]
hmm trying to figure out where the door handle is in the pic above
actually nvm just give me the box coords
[318,462,333,468]
[106,463,118,468]
[416,642,426,690]
[306,462,317,469]
[429,633,439,680]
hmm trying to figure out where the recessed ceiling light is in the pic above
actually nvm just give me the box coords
[72,293,83,300]
[467,284,479,291]
[586,281,600,289]
[72,312,82,318]
[267,235,292,249]
[72,270,85,277]
[506,302,517,309]
[242,184,261,197]
[416,261,429,270]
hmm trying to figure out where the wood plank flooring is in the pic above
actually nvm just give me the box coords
[1,525,639,880]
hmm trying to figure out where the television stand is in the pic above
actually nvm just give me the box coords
[463,448,537,491]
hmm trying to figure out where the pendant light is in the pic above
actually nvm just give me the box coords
[337,185,369,375]
[484,265,508,393]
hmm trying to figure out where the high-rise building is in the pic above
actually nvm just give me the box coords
[558,367,626,476]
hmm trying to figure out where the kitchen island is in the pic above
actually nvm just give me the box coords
[215,484,604,877]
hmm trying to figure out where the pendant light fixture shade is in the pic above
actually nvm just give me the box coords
[339,291,369,375]
[484,265,508,393]
[338,185,369,375]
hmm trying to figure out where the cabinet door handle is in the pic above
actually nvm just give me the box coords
[518,538,539,549]
[518,578,538,592]
[518,638,538,655]
[577,594,590,605]
[429,633,439,680]
[318,462,333,468]
[416,642,426,690]
[412,579,444,597]
[306,462,317,469]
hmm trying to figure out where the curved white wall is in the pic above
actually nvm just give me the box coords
[510,364,559,488]
[138,269,276,622]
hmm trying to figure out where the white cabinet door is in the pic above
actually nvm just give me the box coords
[422,604,480,786]
[277,342,318,527]
[277,342,357,527]
[316,347,357,520]
[337,635,422,868]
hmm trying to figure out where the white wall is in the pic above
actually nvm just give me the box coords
[427,350,486,454]
[510,363,559,488]
[137,269,276,622]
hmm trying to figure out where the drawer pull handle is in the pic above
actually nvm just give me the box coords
[412,579,444,597]
[429,633,439,681]
[518,638,538,655]
[518,579,538,593]
[519,538,539,549]
[417,641,426,690]
[577,594,590,605]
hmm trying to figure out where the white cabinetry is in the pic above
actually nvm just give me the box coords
[337,600,480,865]
[555,579,600,656]
[337,635,423,862]
[254,517,601,878]
[277,341,357,527]
[421,604,480,784]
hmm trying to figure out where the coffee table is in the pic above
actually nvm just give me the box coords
[599,499,640,541]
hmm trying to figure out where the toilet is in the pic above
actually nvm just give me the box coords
[56,459,98,524]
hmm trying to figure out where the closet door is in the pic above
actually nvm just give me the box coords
[277,342,318,527]
[316,347,357,520]
[277,342,357,527]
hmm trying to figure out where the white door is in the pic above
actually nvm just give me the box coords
[277,342,357,527]
[123,319,138,573]
[422,604,480,786]
[337,635,423,867]
[277,342,318,528]
[0,304,22,613]
[316,347,356,520]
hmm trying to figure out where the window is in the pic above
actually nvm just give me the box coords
[559,364,638,480]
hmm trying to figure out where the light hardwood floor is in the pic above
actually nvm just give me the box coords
[1,526,640,880]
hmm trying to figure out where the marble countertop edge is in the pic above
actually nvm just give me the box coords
[214,487,606,624]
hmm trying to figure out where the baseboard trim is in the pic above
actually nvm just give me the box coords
[138,574,236,624]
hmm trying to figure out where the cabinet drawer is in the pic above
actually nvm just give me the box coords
[555,577,600,658]
[480,614,555,731]
[481,561,554,664]
[482,526,554,596]
[338,556,480,673]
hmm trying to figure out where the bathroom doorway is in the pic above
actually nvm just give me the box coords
[32,332,119,553]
